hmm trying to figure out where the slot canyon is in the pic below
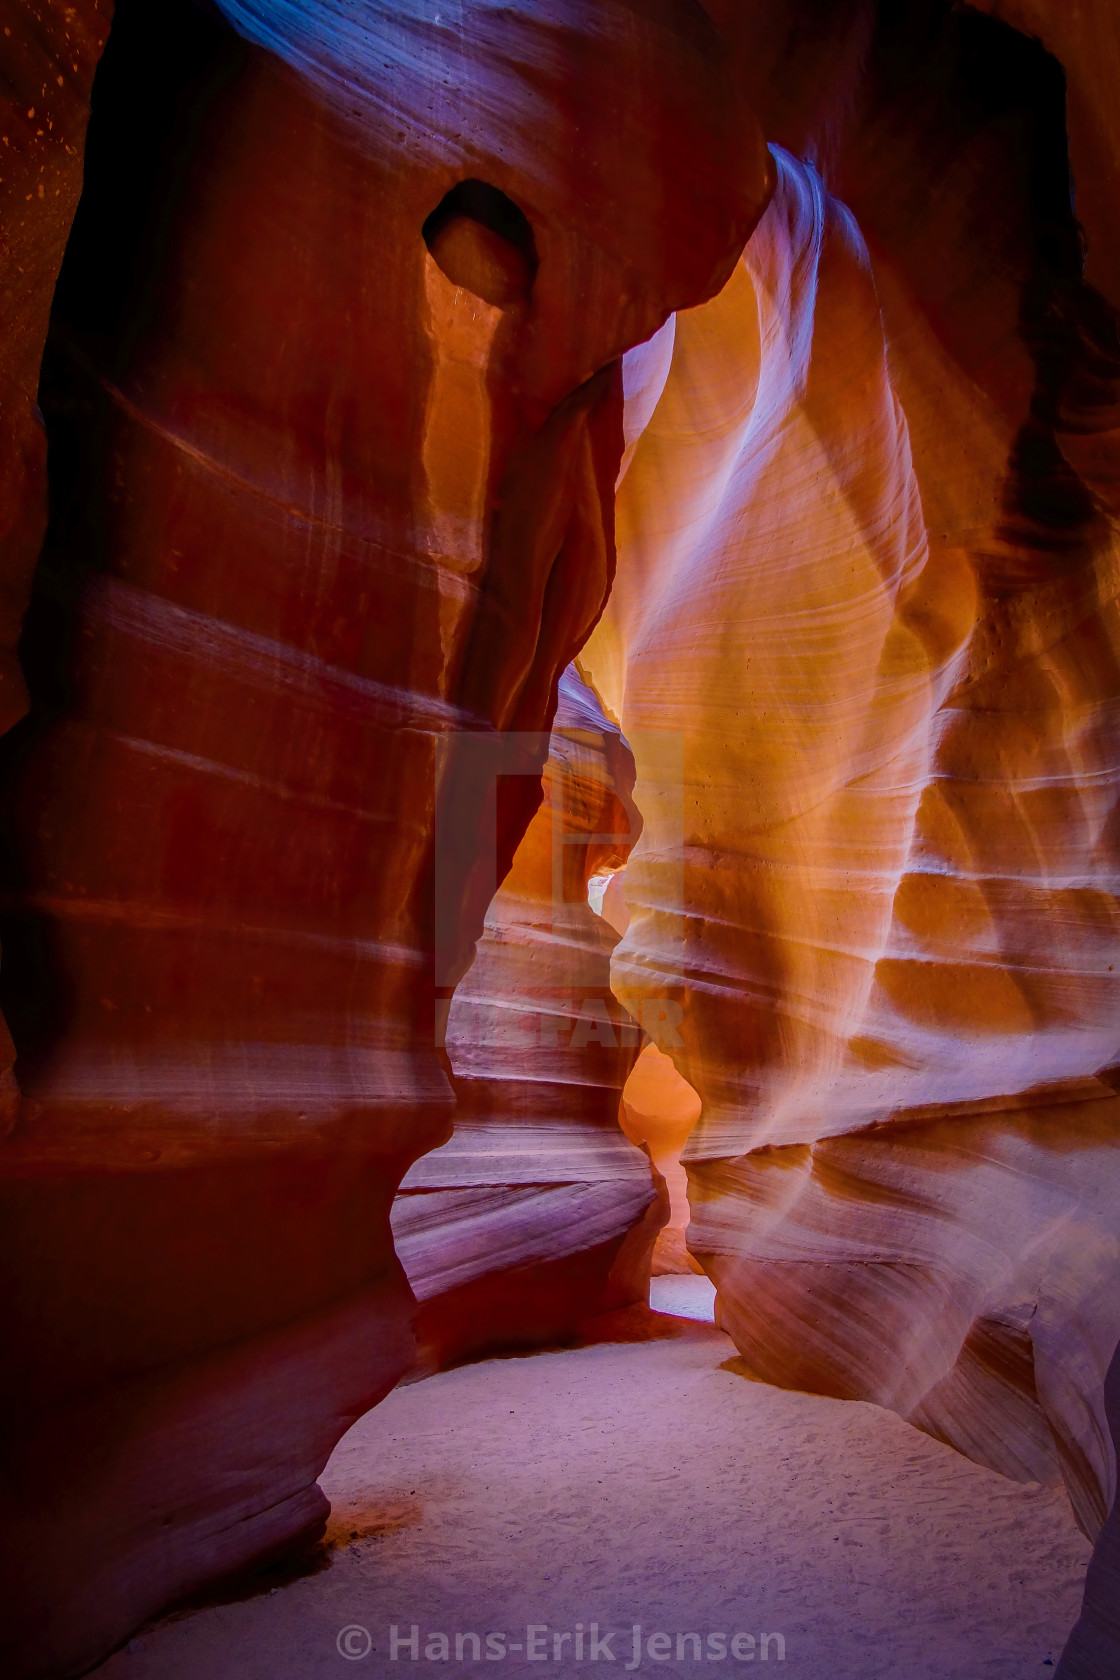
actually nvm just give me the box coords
[0,1,1117,1676]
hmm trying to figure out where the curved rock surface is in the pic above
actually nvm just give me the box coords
[619,1041,702,1275]
[3,1,1119,1674]
[969,0,1120,313]
[582,108,1120,1596]
[0,2,767,1673]
[0,0,111,1114]
[1058,1337,1120,1680]
[394,665,662,1367]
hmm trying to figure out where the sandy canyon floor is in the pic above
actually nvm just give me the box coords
[95,1284,1091,1680]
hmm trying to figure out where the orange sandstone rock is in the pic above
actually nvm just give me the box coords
[582,114,1120,1576]
[619,1042,703,1275]
[395,667,664,1365]
[0,1,767,1672]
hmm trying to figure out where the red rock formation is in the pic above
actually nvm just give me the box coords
[0,2,768,1673]
[0,0,112,1110]
[591,9,1120,1666]
[619,1041,703,1275]
[969,0,1120,313]
[582,19,1120,1667]
[836,17,1120,1674]
[394,666,663,1368]
[4,0,1118,1672]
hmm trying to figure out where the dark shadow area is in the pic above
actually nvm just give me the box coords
[422,178,538,307]
[0,0,246,1081]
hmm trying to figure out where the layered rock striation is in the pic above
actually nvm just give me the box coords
[394,666,663,1368]
[0,2,767,1672]
[2,1,1119,1674]
[582,86,1120,1599]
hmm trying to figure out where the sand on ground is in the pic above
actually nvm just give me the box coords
[649,1277,716,1322]
[93,1315,1090,1680]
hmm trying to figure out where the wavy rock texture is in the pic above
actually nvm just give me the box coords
[826,26,1120,1675]
[581,99,1120,1617]
[3,1,1118,1674]
[0,1,767,1672]
[394,665,662,1368]
[619,1041,703,1275]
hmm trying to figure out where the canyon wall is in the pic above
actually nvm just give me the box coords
[395,665,663,1368]
[2,1,1119,1675]
[0,2,767,1673]
[0,0,112,1088]
[582,14,1120,1674]
[619,1042,703,1276]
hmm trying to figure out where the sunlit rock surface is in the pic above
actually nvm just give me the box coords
[0,1,767,1672]
[394,666,663,1366]
[2,0,1119,1675]
[581,116,1120,1604]
[619,1041,702,1275]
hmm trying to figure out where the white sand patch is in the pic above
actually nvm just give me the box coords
[649,1275,716,1322]
[95,1328,1090,1679]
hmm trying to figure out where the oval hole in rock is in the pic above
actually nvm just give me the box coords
[422,179,537,308]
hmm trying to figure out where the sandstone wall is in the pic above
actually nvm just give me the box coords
[3,3,1118,1674]
[395,665,663,1368]
[582,116,1120,1583]
[0,2,766,1672]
